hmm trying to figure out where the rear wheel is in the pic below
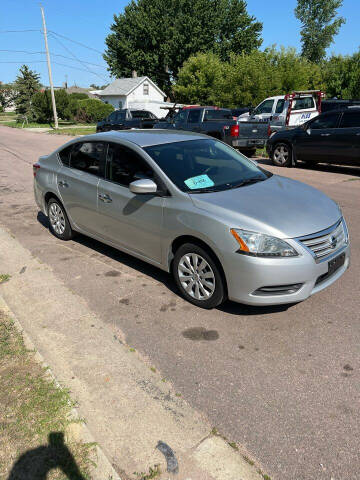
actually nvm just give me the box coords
[271,142,292,167]
[172,243,226,309]
[48,198,74,241]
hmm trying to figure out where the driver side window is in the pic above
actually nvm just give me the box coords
[173,110,188,123]
[255,100,274,114]
[106,143,154,187]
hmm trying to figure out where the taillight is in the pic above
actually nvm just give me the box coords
[267,124,272,137]
[230,125,239,137]
[33,163,40,177]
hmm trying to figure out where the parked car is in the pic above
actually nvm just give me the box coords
[96,109,158,132]
[154,106,268,156]
[33,130,350,309]
[231,107,250,118]
[321,98,360,113]
[267,107,360,167]
[240,91,323,129]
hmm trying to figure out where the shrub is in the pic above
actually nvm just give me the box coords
[32,89,73,123]
[75,98,114,123]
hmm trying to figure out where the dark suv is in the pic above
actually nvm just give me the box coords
[96,109,158,133]
[267,107,360,167]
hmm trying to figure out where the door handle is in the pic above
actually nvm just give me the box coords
[98,193,112,203]
[320,133,331,137]
[356,133,360,136]
[58,180,69,188]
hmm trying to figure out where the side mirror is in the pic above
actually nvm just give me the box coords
[129,178,157,194]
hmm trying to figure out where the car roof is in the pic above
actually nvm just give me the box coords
[321,106,360,114]
[82,129,210,147]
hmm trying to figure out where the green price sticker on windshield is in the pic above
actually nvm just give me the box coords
[184,174,214,190]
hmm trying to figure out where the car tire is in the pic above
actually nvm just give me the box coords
[47,198,74,241]
[239,149,256,158]
[271,142,292,167]
[172,243,226,309]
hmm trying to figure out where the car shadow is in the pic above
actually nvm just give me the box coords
[37,211,296,317]
[7,432,86,480]
[256,157,360,177]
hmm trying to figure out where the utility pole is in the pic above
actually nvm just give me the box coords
[40,4,58,129]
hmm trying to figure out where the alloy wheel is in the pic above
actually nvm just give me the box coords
[273,144,289,165]
[49,203,66,235]
[178,253,216,300]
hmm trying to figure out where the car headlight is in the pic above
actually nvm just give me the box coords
[230,229,298,257]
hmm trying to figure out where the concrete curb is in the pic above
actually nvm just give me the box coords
[0,224,267,480]
[0,296,122,480]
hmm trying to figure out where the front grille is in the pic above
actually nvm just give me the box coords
[297,219,348,261]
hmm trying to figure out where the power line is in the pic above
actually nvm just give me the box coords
[0,60,108,75]
[48,33,108,81]
[0,49,108,68]
[0,29,41,33]
[48,30,104,55]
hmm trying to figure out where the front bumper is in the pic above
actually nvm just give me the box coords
[222,242,350,306]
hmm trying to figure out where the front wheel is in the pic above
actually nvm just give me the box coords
[172,243,226,309]
[271,142,292,167]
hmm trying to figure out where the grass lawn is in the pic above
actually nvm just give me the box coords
[0,305,94,479]
[48,127,97,136]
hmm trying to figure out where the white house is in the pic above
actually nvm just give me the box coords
[97,76,170,118]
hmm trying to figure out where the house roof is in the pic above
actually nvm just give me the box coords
[98,76,166,98]
[66,86,95,97]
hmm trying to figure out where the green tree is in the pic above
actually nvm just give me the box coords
[322,51,360,98]
[174,48,323,108]
[13,65,41,120]
[295,0,345,63]
[104,0,262,95]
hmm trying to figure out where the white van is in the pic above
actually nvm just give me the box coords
[239,91,323,127]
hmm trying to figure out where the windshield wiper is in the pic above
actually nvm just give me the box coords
[228,177,266,189]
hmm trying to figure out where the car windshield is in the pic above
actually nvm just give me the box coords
[144,139,271,193]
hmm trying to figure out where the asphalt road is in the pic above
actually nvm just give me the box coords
[1,126,359,480]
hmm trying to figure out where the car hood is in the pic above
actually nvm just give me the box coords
[189,175,341,239]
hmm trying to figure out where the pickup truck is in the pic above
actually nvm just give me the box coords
[154,106,268,156]
[96,109,158,133]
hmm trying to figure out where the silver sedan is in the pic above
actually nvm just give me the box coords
[33,130,350,309]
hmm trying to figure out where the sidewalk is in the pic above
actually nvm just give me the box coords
[0,223,266,480]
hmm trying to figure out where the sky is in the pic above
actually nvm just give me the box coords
[1,0,359,87]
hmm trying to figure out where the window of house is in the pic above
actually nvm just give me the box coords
[70,142,106,177]
[143,83,149,95]
[106,143,153,187]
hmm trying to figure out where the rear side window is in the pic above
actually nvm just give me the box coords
[70,142,106,177]
[275,99,285,114]
[340,112,360,128]
[188,109,201,123]
[204,109,232,120]
[131,110,152,119]
[310,113,339,129]
[293,97,315,111]
[58,145,72,166]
